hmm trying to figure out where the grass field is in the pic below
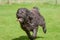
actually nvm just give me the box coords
[0,3,60,40]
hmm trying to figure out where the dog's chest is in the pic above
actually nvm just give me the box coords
[22,23,34,31]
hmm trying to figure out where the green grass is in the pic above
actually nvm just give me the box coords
[0,3,60,40]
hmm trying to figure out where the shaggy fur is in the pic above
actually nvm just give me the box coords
[16,7,46,40]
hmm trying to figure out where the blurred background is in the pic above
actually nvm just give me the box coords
[0,0,60,5]
[0,0,60,40]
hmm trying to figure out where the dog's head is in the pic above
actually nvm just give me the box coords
[16,8,29,23]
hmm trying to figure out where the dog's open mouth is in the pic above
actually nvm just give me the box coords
[17,18,24,23]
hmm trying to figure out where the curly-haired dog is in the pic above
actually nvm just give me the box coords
[16,7,46,40]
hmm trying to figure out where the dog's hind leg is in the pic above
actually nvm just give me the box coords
[32,27,38,39]
[41,24,47,34]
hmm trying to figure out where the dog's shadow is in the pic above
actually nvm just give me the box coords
[13,36,29,40]
[12,36,44,40]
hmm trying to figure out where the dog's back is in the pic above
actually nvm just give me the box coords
[30,7,45,26]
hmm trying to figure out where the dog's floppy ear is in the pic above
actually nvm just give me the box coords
[25,9,30,16]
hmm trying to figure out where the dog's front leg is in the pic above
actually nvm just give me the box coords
[25,30,34,40]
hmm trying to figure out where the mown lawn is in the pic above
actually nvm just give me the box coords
[0,3,60,40]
